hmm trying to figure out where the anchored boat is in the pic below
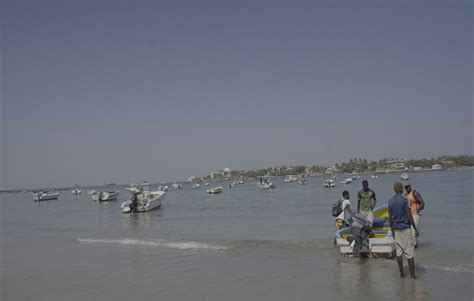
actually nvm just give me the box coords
[122,183,165,213]
[33,191,60,201]
[335,204,396,258]
[207,186,223,194]
[92,191,119,202]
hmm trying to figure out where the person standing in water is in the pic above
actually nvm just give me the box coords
[335,190,352,231]
[357,180,377,226]
[389,182,419,279]
[404,183,425,247]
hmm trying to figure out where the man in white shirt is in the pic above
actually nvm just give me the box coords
[335,190,352,230]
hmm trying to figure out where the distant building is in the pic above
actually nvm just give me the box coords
[386,158,407,170]
[413,166,422,171]
[210,171,225,180]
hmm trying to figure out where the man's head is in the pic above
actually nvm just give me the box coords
[342,190,350,199]
[362,180,369,191]
[394,182,403,194]
[405,184,412,193]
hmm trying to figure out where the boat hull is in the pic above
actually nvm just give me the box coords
[33,192,60,201]
[335,204,395,257]
[122,191,165,213]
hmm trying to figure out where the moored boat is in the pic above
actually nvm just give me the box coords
[33,191,60,201]
[400,173,409,181]
[122,183,165,213]
[92,190,119,202]
[207,186,223,194]
[192,183,200,189]
[171,183,182,189]
[72,188,81,195]
[324,179,336,187]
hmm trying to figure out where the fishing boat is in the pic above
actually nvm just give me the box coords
[299,178,308,185]
[203,182,210,186]
[158,185,169,191]
[257,182,275,189]
[284,175,298,183]
[192,183,200,189]
[324,179,336,187]
[339,178,353,184]
[92,191,119,202]
[71,188,81,195]
[171,183,182,189]
[371,175,378,179]
[121,183,165,213]
[33,191,60,201]
[335,204,395,257]
[207,186,223,194]
[238,180,245,184]
[400,173,409,181]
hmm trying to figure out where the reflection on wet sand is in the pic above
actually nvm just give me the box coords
[336,257,428,301]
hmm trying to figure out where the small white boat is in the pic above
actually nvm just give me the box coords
[158,185,169,191]
[400,173,409,181]
[93,191,119,202]
[203,182,210,186]
[72,188,81,195]
[324,179,336,187]
[340,178,353,184]
[171,183,182,189]
[299,179,308,185]
[33,191,60,201]
[257,182,275,189]
[371,175,378,179]
[284,175,298,183]
[122,184,165,213]
[238,180,245,184]
[207,186,223,194]
[192,183,200,189]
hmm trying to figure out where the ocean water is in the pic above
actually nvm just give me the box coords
[1,170,473,300]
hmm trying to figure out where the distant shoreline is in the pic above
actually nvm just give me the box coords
[1,166,473,194]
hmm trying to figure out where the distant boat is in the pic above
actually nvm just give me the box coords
[238,180,245,184]
[158,185,169,191]
[33,191,59,201]
[207,186,223,194]
[371,175,378,179]
[122,183,165,213]
[203,182,210,186]
[71,188,81,195]
[92,191,119,202]
[192,183,200,189]
[400,173,409,181]
[324,179,336,187]
[340,178,353,184]
[284,175,298,183]
[171,183,182,189]
[257,182,275,189]
[299,179,308,185]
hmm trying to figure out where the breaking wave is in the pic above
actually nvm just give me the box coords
[77,238,228,251]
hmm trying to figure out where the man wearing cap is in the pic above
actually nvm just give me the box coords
[405,183,425,247]
[389,182,419,279]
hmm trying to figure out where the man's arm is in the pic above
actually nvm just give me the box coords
[372,190,377,209]
[388,208,395,236]
[357,191,361,213]
[406,206,419,237]
[414,190,425,211]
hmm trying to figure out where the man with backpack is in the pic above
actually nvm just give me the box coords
[333,191,352,244]
[404,183,425,247]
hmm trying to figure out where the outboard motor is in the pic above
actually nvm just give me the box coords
[130,192,139,213]
[348,212,372,253]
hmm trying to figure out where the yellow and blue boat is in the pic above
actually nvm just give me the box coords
[335,204,396,257]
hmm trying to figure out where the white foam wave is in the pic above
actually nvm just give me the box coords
[77,238,228,251]
[420,264,474,274]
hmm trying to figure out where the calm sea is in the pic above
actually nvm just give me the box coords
[1,170,473,300]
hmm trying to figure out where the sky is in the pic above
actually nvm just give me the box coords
[1,1,472,189]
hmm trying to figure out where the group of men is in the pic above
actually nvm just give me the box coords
[335,180,425,279]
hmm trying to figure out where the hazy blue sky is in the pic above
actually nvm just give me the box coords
[1,1,472,189]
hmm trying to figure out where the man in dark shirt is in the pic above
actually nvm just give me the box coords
[389,182,419,279]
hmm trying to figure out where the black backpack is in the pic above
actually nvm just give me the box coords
[332,199,343,217]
